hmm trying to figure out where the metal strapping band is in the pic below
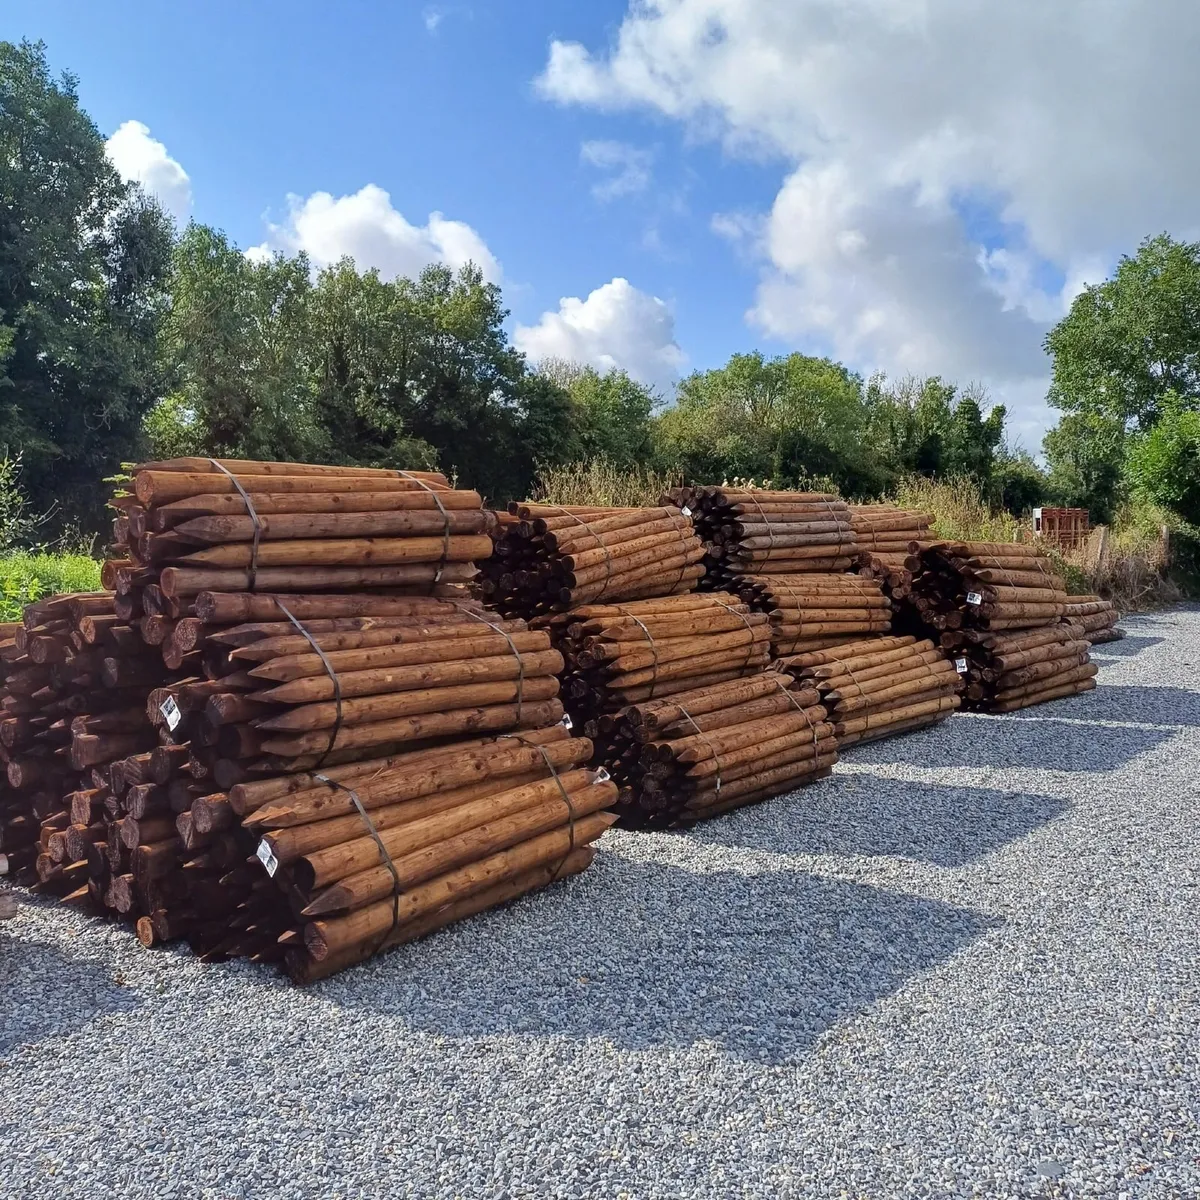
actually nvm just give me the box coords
[671,507,694,590]
[837,659,875,732]
[553,507,615,601]
[454,606,525,722]
[625,613,660,699]
[312,773,402,949]
[273,599,343,768]
[673,701,722,800]
[743,490,776,563]
[208,460,263,591]
[770,677,824,768]
[706,596,759,674]
[500,732,580,875]
[396,471,452,589]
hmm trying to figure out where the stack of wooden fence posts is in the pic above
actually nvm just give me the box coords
[1,458,615,982]
[778,635,962,747]
[726,573,892,656]
[1063,596,1123,645]
[849,505,933,602]
[480,504,704,618]
[912,542,1097,710]
[664,487,857,587]
[584,672,836,827]
[543,594,772,729]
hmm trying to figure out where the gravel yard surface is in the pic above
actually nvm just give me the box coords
[2,608,1198,1200]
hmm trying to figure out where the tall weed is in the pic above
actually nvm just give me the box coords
[0,553,102,622]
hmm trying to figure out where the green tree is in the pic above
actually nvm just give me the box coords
[1126,392,1200,525]
[535,360,654,468]
[656,352,877,493]
[1046,234,1200,430]
[155,226,318,461]
[1043,412,1125,524]
[0,40,174,532]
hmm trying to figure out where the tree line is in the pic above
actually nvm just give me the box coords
[4,38,1198,545]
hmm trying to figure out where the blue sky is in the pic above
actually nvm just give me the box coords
[9,1,792,385]
[10,1,1197,453]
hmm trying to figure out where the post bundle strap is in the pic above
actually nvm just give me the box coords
[454,606,525,721]
[624,611,660,699]
[838,661,873,731]
[744,491,776,557]
[500,732,580,875]
[674,701,722,799]
[707,596,759,673]
[313,773,402,949]
[209,460,263,591]
[555,507,615,600]
[396,470,452,588]
[273,599,343,767]
[770,678,823,767]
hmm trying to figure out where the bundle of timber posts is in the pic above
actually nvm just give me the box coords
[942,622,1097,712]
[480,504,705,618]
[663,487,857,588]
[777,635,963,747]
[848,505,933,603]
[727,573,893,657]
[1063,596,1123,644]
[0,592,178,914]
[541,594,773,731]
[1,456,616,982]
[239,722,615,982]
[907,541,1071,634]
[584,671,836,828]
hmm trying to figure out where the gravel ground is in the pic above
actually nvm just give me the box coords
[2,608,1198,1200]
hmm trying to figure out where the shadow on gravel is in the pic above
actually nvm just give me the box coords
[689,774,1067,867]
[1089,635,1165,658]
[0,939,141,1054]
[847,706,1174,770]
[1059,684,1200,726]
[325,857,999,1065]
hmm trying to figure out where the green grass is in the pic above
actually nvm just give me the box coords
[0,553,103,622]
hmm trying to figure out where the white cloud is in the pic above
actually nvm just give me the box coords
[423,8,443,33]
[580,140,654,200]
[254,184,501,282]
[104,120,192,223]
[537,0,1200,445]
[515,277,686,395]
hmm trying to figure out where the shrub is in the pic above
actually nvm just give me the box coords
[0,553,103,622]
[892,475,1022,543]
[534,459,681,508]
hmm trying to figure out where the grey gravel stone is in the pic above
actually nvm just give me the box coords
[1,608,1198,1198]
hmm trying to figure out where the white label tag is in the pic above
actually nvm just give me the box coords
[593,767,611,784]
[681,505,692,517]
[955,657,968,674]
[966,591,983,606]
[256,839,279,877]
[559,713,574,731]
[159,695,181,731]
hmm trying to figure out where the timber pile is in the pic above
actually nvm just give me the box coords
[480,504,704,619]
[583,672,835,828]
[241,723,615,982]
[942,623,1097,712]
[108,457,487,633]
[778,635,962,747]
[1063,595,1123,645]
[849,505,933,602]
[907,542,1068,634]
[727,574,892,656]
[544,594,772,728]
[663,487,856,588]
[0,592,173,903]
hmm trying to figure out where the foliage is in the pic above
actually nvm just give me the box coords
[1043,412,1125,524]
[533,362,656,469]
[0,454,46,553]
[892,475,1022,543]
[1046,234,1200,430]
[1125,393,1200,525]
[0,552,101,621]
[990,446,1048,515]
[0,40,174,535]
[534,458,679,508]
